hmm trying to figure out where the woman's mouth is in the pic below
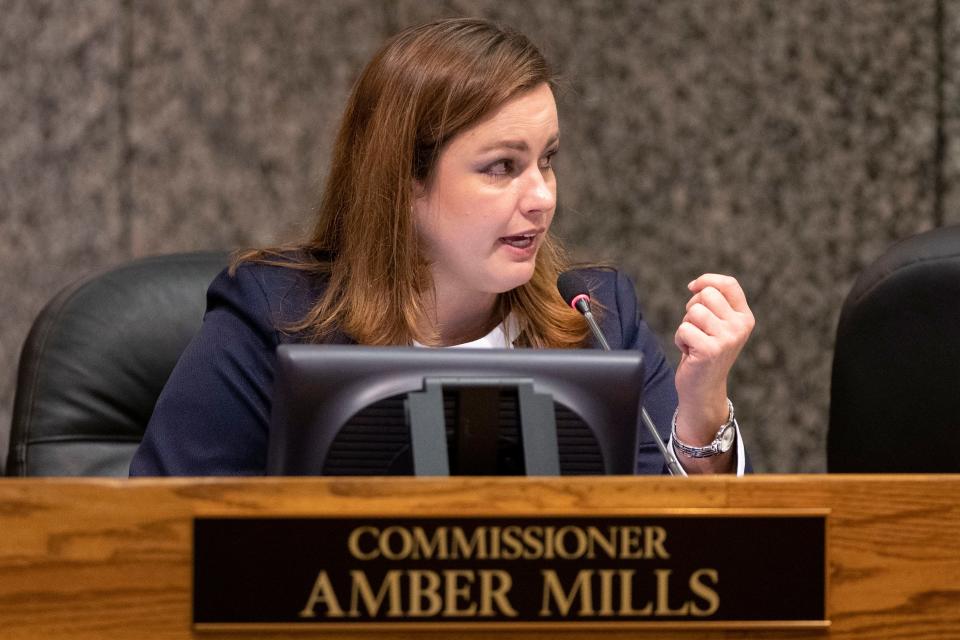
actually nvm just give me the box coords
[499,233,537,249]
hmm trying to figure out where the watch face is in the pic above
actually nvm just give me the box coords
[719,425,736,452]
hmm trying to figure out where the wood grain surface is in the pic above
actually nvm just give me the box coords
[0,475,958,639]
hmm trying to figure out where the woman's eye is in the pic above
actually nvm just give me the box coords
[540,150,558,170]
[485,159,514,177]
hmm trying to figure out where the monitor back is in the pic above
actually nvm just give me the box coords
[266,346,644,476]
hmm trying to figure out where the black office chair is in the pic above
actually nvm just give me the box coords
[828,225,960,472]
[6,251,228,476]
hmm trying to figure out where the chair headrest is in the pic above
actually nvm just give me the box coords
[8,251,229,476]
[829,225,960,472]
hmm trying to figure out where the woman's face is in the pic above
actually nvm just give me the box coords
[414,83,559,302]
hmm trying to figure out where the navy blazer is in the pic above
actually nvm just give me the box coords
[129,263,684,476]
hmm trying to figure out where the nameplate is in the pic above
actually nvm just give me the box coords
[193,512,827,630]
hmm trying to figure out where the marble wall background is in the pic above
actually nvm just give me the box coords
[2,0,956,474]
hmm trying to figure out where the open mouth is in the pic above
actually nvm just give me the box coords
[499,234,537,249]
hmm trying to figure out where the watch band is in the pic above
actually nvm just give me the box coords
[671,399,736,458]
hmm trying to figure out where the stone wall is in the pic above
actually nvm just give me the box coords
[3,0,956,473]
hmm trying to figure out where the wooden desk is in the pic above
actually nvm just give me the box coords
[1,475,958,639]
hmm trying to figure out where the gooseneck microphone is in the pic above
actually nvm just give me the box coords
[557,272,688,477]
[557,272,611,351]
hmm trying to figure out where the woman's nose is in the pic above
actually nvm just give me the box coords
[519,166,556,216]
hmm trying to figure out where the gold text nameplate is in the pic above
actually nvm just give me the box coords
[193,511,827,631]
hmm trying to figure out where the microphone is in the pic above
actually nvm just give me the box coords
[557,272,687,477]
[557,272,610,350]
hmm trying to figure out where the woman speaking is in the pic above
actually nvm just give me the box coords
[130,18,754,476]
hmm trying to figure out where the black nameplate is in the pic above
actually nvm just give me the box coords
[194,514,826,629]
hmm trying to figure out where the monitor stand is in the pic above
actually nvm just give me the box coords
[404,377,561,476]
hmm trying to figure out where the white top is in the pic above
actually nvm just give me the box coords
[412,316,519,349]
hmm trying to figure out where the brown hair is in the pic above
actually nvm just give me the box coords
[236,17,589,347]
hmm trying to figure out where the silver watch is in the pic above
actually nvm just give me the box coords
[671,399,737,458]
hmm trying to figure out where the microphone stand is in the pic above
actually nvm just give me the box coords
[579,303,688,477]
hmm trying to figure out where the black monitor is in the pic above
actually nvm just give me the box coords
[266,345,643,476]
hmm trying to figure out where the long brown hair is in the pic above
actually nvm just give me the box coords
[236,18,589,347]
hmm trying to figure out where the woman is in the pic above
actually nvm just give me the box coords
[130,18,754,476]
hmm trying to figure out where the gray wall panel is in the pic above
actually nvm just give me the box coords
[0,0,123,474]
[128,0,391,255]
[945,0,960,224]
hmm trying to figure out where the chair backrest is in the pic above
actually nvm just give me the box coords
[6,251,228,476]
[828,225,960,472]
